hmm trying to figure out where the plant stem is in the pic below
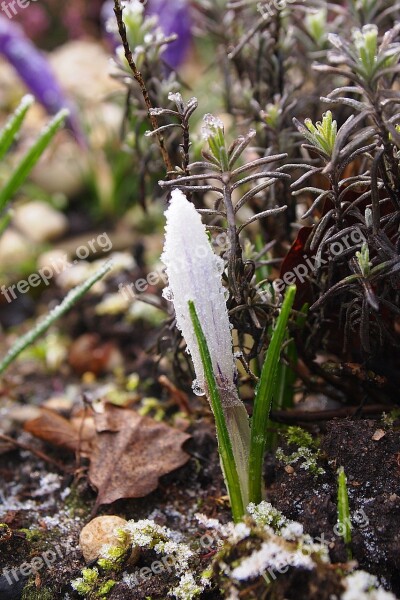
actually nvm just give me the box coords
[248,285,296,504]
[189,300,245,521]
[113,0,174,174]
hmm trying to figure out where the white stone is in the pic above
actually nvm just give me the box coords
[14,201,68,243]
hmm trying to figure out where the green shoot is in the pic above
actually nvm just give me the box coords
[303,111,337,156]
[0,108,68,214]
[248,285,296,505]
[0,210,12,238]
[189,300,245,522]
[0,261,112,377]
[0,95,34,161]
[337,466,352,559]
[275,303,308,411]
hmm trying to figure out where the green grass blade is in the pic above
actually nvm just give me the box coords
[189,300,245,522]
[0,95,34,161]
[0,108,68,213]
[275,303,308,410]
[337,466,352,559]
[0,261,112,376]
[0,210,12,238]
[248,285,296,504]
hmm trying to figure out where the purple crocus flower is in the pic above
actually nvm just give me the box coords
[146,0,191,68]
[0,16,83,143]
[101,0,191,69]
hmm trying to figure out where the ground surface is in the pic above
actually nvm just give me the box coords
[0,404,399,599]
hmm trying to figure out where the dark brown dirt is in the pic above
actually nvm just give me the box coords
[0,417,399,599]
[269,418,400,596]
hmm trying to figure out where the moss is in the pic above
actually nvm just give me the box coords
[278,427,325,476]
[285,426,318,449]
[97,541,129,572]
[71,567,99,596]
[382,409,400,428]
[22,582,54,600]
[0,523,12,542]
[97,579,116,597]
[19,528,42,542]
[276,446,325,476]
[72,567,118,598]
[64,482,92,518]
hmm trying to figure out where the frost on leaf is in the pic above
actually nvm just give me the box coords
[161,189,237,402]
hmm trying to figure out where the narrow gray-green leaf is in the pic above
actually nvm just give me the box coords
[0,261,112,376]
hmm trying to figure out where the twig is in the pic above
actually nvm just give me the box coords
[270,404,389,423]
[0,433,72,472]
[113,0,174,174]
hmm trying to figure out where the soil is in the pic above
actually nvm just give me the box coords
[0,408,399,599]
[269,419,400,597]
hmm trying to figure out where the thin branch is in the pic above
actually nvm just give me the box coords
[113,0,174,174]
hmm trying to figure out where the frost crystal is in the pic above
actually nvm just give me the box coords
[169,572,204,599]
[341,571,397,600]
[161,189,237,401]
[230,540,314,581]
[124,518,193,574]
[201,113,225,141]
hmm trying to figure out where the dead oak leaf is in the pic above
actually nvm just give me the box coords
[24,408,82,452]
[24,408,94,455]
[89,405,190,507]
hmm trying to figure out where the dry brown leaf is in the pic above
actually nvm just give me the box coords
[89,405,190,507]
[24,408,93,454]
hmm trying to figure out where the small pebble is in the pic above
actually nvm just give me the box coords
[372,429,386,441]
[79,515,139,565]
[13,201,68,243]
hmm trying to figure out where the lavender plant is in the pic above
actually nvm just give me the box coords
[113,0,400,416]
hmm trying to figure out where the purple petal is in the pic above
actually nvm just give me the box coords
[146,0,191,68]
[0,16,84,143]
[101,0,192,68]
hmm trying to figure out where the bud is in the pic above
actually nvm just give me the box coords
[201,114,228,170]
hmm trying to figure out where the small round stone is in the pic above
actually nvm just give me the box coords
[79,515,139,565]
[284,465,295,474]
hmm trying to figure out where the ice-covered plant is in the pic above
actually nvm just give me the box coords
[161,188,251,518]
[162,189,295,519]
[0,262,113,376]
